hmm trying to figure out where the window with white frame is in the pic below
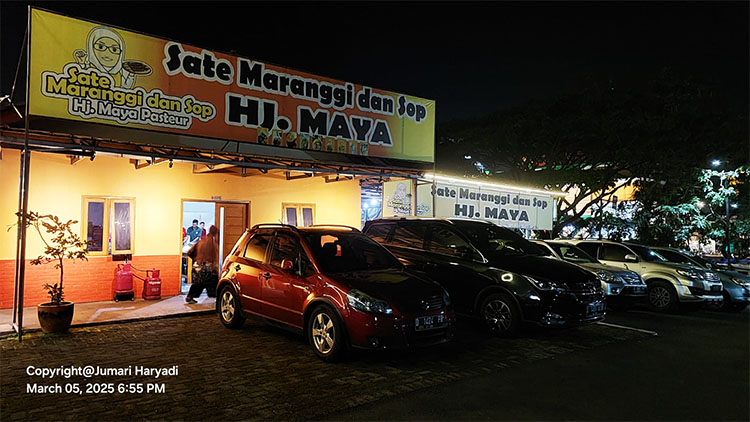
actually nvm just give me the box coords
[282,203,315,227]
[82,196,135,255]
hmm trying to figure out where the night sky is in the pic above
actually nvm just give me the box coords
[1,1,748,122]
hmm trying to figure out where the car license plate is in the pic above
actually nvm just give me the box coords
[586,301,604,316]
[415,315,444,331]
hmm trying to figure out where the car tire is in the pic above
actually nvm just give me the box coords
[480,293,520,337]
[647,281,678,312]
[720,292,748,313]
[307,305,346,362]
[218,285,245,329]
[729,303,748,312]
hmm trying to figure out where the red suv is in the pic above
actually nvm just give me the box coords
[216,224,455,362]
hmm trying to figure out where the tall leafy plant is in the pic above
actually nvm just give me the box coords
[12,212,89,304]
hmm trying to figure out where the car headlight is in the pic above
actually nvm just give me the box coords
[595,270,616,283]
[525,276,567,292]
[442,290,452,307]
[346,289,393,314]
[731,277,750,287]
[676,269,704,280]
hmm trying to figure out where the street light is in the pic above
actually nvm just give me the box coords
[731,203,738,209]
[711,159,732,257]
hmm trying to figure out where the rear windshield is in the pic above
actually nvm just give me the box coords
[301,231,401,273]
[450,221,545,257]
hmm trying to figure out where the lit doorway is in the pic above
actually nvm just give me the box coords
[180,200,249,294]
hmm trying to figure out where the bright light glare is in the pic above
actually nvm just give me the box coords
[697,201,705,208]
[464,155,472,160]
[711,160,722,167]
[731,203,739,209]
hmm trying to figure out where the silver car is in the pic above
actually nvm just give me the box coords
[651,247,749,313]
[568,240,723,312]
[533,240,647,309]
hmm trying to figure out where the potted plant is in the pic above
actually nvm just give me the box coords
[13,211,89,333]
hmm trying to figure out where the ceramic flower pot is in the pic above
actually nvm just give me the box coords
[37,302,74,333]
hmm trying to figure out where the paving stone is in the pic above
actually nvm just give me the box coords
[1,314,651,421]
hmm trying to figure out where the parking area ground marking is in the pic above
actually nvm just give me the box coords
[628,309,750,324]
[596,321,659,336]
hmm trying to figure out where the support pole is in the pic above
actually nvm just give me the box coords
[12,7,32,341]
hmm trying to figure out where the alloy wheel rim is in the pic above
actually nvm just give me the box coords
[312,312,335,354]
[221,291,235,321]
[649,286,670,308]
[484,299,513,331]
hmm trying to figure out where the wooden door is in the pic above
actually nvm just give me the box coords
[216,202,249,265]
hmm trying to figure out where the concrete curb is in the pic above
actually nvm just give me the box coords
[0,309,216,340]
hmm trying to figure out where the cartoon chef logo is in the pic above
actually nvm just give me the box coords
[73,26,152,89]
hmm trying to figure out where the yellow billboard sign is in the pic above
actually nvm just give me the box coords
[28,9,435,163]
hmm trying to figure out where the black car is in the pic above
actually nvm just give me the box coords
[363,218,606,336]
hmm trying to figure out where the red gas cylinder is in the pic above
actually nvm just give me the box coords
[143,269,162,300]
[113,263,135,301]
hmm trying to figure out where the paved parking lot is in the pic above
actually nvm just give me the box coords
[1,311,651,421]
[329,307,750,421]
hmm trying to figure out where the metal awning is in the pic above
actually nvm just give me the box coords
[0,127,428,180]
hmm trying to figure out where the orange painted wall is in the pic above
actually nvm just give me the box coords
[0,149,361,308]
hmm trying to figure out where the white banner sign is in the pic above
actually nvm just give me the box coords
[416,181,554,230]
[382,180,413,217]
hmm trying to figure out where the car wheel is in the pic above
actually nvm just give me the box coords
[720,292,748,313]
[480,293,520,337]
[218,285,245,329]
[730,303,748,312]
[647,281,677,312]
[307,305,345,362]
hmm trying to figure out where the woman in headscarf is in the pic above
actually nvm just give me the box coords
[186,225,220,304]
[73,26,135,88]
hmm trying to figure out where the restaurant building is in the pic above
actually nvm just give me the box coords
[0,8,435,330]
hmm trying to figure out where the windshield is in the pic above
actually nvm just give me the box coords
[655,249,692,265]
[659,249,709,269]
[627,244,667,262]
[688,254,711,269]
[549,243,598,263]
[302,231,401,273]
[451,221,545,257]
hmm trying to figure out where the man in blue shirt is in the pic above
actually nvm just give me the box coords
[186,219,202,245]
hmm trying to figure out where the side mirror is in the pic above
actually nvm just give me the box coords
[624,254,638,263]
[280,259,295,271]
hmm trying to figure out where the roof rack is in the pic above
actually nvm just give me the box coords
[251,223,300,232]
[308,224,361,232]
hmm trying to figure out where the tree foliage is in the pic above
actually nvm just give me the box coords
[10,212,89,304]
[437,70,747,238]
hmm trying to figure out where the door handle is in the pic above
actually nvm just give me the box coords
[259,272,272,281]
[234,264,241,271]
